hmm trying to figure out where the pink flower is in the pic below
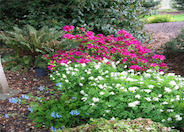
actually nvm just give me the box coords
[117,30,128,35]
[152,54,165,60]
[129,65,141,71]
[63,25,74,32]
[62,34,75,39]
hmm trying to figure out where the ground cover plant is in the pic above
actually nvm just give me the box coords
[17,26,183,131]
[142,14,184,23]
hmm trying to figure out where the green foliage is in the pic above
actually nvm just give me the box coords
[60,118,179,132]
[0,25,63,70]
[143,0,160,9]
[145,15,174,24]
[28,62,184,129]
[164,28,184,58]
[0,0,149,42]
[173,0,184,10]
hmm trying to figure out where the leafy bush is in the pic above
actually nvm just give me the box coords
[164,28,184,58]
[0,25,63,70]
[60,118,179,132]
[173,0,184,10]
[0,0,149,42]
[28,61,184,130]
[145,15,174,24]
[143,0,161,9]
[46,26,168,72]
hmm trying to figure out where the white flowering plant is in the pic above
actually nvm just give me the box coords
[29,61,184,130]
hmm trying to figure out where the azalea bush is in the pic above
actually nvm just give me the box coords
[46,26,168,72]
[28,61,184,130]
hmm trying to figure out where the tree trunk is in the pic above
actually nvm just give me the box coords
[0,55,10,93]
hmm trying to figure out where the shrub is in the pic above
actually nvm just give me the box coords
[164,28,184,58]
[145,15,174,24]
[60,118,179,132]
[46,26,168,72]
[0,25,63,70]
[143,0,161,9]
[0,0,149,42]
[28,61,184,130]
[173,0,184,11]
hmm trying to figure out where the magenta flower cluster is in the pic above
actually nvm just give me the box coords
[46,26,168,71]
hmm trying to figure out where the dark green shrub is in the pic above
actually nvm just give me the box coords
[0,25,63,70]
[164,28,184,58]
[143,0,161,9]
[173,0,184,10]
[0,0,149,42]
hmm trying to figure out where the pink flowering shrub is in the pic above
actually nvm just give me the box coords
[46,26,168,71]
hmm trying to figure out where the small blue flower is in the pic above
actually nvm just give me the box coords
[72,97,77,100]
[4,114,9,118]
[9,98,19,104]
[51,112,62,118]
[69,110,80,116]
[50,126,57,132]
[46,91,49,94]
[28,107,33,112]
[38,86,45,91]
[56,82,62,87]
[21,94,29,100]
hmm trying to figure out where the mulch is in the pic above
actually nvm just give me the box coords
[1,22,184,131]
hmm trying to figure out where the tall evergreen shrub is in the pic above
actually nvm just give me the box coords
[0,0,149,42]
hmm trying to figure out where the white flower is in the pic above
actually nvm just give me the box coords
[148,85,154,89]
[165,87,172,93]
[144,73,151,78]
[176,95,180,100]
[169,81,176,86]
[97,76,104,80]
[94,65,100,69]
[135,94,141,99]
[92,97,100,102]
[100,92,105,95]
[160,109,164,112]
[168,73,175,76]
[162,101,168,105]
[81,77,85,80]
[158,94,162,97]
[62,74,67,78]
[81,97,87,101]
[159,71,164,75]
[128,101,140,107]
[170,99,175,102]
[153,97,159,101]
[79,83,83,86]
[116,84,121,88]
[144,89,152,93]
[90,103,95,106]
[89,76,94,80]
[145,97,151,102]
[167,118,172,121]
[105,110,110,113]
[174,85,179,90]
[145,127,152,131]
[128,87,138,93]
[175,115,182,121]
[110,92,115,95]
[110,117,116,121]
[80,90,85,95]
[167,109,174,112]
[124,65,127,68]
[65,80,69,83]
[81,63,86,67]
[161,119,165,122]
[66,71,70,74]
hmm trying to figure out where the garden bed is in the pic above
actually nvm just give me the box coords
[0,31,184,131]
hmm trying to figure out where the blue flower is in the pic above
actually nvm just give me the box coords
[56,82,62,87]
[4,114,9,118]
[38,86,45,91]
[21,94,29,100]
[72,97,77,100]
[28,107,33,112]
[69,110,80,116]
[9,97,19,104]
[50,126,57,132]
[51,112,62,118]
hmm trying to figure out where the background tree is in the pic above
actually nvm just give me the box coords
[172,0,184,10]
[143,0,161,9]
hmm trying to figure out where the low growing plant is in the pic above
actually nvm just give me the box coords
[145,15,174,24]
[28,61,184,130]
[0,25,63,70]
